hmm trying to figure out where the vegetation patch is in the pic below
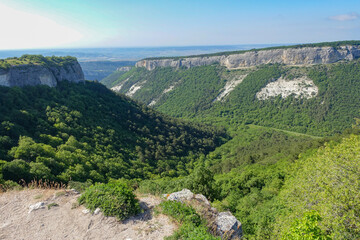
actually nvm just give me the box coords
[78,180,141,220]
[158,200,220,240]
[0,55,77,70]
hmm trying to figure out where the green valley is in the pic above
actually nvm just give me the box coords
[1,45,360,239]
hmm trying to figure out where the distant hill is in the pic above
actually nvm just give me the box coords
[79,61,136,81]
[107,41,360,136]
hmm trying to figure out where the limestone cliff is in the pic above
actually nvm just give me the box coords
[136,45,360,70]
[0,60,84,87]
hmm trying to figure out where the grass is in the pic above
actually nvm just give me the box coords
[158,200,220,240]
[47,203,59,210]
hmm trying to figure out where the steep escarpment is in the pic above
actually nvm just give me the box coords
[0,55,84,87]
[136,45,360,70]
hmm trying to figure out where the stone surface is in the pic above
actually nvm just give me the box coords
[93,208,101,215]
[256,76,318,100]
[166,189,194,202]
[215,212,242,239]
[165,189,242,239]
[194,194,211,206]
[29,202,45,213]
[214,74,248,102]
[0,61,84,88]
[136,45,360,70]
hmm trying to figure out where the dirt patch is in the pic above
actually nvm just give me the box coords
[0,189,176,240]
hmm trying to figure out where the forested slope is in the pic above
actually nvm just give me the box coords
[0,81,226,184]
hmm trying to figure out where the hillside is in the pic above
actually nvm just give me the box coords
[0,80,226,184]
[1,50,359,239]
[108,47,360,136]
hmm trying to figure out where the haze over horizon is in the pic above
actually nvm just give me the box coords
[0,0,360,50]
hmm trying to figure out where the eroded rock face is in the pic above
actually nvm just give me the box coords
[0,61,84,88]
[256,76,318,100]
[136,45,360,70]
[165,189,242,239]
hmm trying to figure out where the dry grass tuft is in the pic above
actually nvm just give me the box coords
[21,179,67,190]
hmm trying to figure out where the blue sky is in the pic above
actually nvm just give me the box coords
[0,0,359,49]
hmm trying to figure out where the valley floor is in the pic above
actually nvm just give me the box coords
[0,189,176,240]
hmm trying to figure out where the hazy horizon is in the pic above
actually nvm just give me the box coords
[1,0,360,50]
[0,44,284,61]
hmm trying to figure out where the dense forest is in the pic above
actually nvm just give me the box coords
[0,81,226,184]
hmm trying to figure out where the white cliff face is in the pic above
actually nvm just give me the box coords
[214,74,248,102]
[111,77,130,92]
[136,45,360,70]
[163,85,175,93]
[0,61,84,88]
[148,85,177,106]
[125,81,145,97]
[256,77,318,100]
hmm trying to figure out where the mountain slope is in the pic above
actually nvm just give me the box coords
[0,81,226,184]
[109,57,360,136]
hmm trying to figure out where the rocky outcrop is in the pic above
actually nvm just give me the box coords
[256,76,318,100]
[0,61,84,87]
[165,189,242,239]
[136,45,360,70]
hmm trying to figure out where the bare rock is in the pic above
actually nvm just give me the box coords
[194,194,211,206]
[0,60,84,88]
[29,202,45,213]
[93,208,101,215]
[82,209,90,214]
[136,45,360,70]
[215,212,242,239]
[166,189,194,202]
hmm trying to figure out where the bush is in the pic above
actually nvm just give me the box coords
[2,159,31,182]
[78,180,141,220]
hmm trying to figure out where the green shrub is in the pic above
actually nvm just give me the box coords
[0,180,22,191]
[78,180,141,220]
[284,211,331,240]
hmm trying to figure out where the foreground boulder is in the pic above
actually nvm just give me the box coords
[215,212,242,239]
[165,189,242,239]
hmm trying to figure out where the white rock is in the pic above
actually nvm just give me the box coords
[256,76,318,100]
[29,202,45,213]
[93,208,101,215]
[82,209,90,214]
[167,189,194,202]
[194,194,211,206]
[214,74,247,102]
[215,211,242,239]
